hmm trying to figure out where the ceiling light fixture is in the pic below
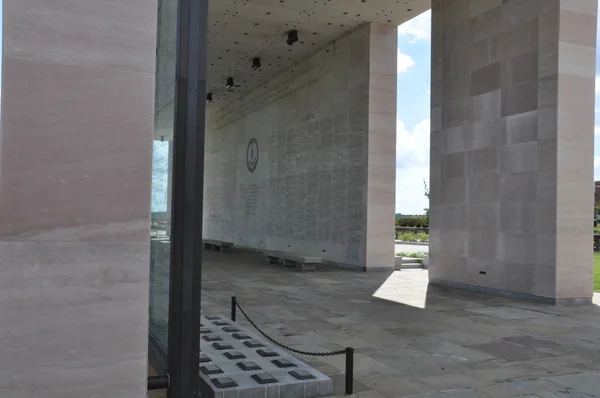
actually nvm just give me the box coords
[287,29,299,46]
[226,77,234,89]
[252,57,262,70]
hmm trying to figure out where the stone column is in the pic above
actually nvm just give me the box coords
[430,0,597,303]
[365,23,397,270]
[0,0,156,396]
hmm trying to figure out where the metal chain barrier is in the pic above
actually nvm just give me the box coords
[230,296,354,394]
[234,299,346,356]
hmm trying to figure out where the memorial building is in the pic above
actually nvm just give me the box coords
[0,0,597,396]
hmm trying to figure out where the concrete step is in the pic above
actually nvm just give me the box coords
[394,257,424,270]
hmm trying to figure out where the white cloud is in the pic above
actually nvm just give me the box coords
[595,125,600,136]
[398,10,431,43]
[396,119,430,214]
[397,49,415,73]
[596,76,600,93]
[595,157,600,180]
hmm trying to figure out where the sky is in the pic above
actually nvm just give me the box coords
[395,10,432,214]
[395,5,600,214]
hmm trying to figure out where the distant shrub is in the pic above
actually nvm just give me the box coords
[397,232,429,242]
[396,251,427,259]
[395,215,429,228]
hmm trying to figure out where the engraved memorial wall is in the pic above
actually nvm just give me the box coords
[204,23,396,270]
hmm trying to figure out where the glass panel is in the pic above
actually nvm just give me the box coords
[149,0,177,366]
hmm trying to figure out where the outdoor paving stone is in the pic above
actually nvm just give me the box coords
[361,374,430,397]
[417,373,480,390]
[200,250,600,398]
[537,391,596,397]
[470,341,551,362]
[321,352,389,374]
[503,336,561,349]
[222,326,240,333]
[543,373,600,396]
[468,306,552,320]
[331,392,387,398]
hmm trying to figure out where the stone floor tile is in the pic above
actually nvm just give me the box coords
[542,372,600,396]
[331,390,387,398]
[416,373,480,390]
[469,341,551,362]
[185,249,600,398]
[320,353,391,374]
[362,374,434,397]
[503,336,561,349]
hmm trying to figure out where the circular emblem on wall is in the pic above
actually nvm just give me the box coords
[246,138,259,173]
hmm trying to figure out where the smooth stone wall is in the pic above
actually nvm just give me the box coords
[429,0,596,303]
[0,0,157,396]
[203,23,397,270]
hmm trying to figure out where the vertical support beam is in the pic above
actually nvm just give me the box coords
[168,0,208,396]
[365,23,397,271]
[430,0,597,303]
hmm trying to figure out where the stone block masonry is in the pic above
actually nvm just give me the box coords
[429,0,597,302]
[203,23,397,271]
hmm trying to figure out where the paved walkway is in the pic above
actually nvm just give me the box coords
[201,249,600,398]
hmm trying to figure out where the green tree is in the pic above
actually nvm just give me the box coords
[423,179,430,219]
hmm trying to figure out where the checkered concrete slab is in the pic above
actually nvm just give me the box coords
[199,315,333,397]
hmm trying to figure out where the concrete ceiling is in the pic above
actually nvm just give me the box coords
[206,0,430,110]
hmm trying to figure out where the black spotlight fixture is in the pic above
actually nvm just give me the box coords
[287,29,299,46]
[206,93,213,103]
[252,57,262,70]
[226,77,234,89]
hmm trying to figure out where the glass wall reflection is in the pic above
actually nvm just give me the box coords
[149,0,177,365]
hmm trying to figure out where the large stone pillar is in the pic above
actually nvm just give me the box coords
[365,23,398,270]
[430,0,597,303]
[0,0,156,396]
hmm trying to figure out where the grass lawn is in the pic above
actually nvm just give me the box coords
[595,253,600,292]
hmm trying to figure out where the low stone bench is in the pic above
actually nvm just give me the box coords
[203,239,233,252]
[264,250,322,272]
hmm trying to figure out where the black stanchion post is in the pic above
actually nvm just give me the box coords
[345,347,354,395]
[231,296,237,322]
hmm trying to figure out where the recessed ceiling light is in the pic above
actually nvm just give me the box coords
[287,30,299,45]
